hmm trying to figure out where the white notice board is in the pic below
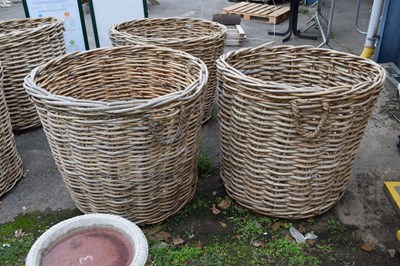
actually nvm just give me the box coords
[23,0,89,53]
[89,0,148,48]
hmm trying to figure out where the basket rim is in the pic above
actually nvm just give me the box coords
[24,45,208,114]
[110,17,227,44]
[217,44,386,95]
[0,17,63,39]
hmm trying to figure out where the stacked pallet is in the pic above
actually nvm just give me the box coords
[226,25,246,46]
[221,2,290,24]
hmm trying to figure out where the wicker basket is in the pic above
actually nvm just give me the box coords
[0,17,65,131]
[0,62,23,197]
[24,45,208,225]
[217,45,385,219]
[109,17,227,122]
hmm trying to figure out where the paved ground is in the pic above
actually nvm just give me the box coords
[1,0,400,251]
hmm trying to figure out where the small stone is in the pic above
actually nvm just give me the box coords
[388,249,396,258]
[22,206,27,211]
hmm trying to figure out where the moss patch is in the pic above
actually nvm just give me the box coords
[0,209,81,265]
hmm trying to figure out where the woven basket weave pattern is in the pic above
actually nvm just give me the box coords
[0,17,66,130]
[25,46,208,225]
[0,63,23,197]
[217,45,385,219]
[109,17,227,122]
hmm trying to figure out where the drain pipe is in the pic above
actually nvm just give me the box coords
[360,0,385,59]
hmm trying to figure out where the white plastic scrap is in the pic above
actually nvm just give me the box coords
[289,226,318,244]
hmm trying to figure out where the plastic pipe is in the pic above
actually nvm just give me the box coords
[360,0,385,58]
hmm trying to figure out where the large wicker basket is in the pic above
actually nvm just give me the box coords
[24,45,208,225]
[0,62,23,197]
[0,17,65,131]
[217,45,385,219]
[109,17,227,122]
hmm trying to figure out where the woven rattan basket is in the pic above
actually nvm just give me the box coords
[109,17,227,122]
[24,45,208,225]
[0,17,65,131]
[0,62,23,197]
[217,45,385,219]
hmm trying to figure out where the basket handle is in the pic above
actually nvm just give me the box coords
[290,100,331,139]
[146,106,186,145]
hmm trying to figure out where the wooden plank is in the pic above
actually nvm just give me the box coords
[221,2,248,12]
[268,6,290,17]
[235,3,259,13]
[236,24,245,35]
[245,5,268,15]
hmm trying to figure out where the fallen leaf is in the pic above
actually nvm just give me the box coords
[388,249,396,258]
[146,225,163,235]
[306,239,315,246]
[212,204,221,215]
[14,229,25,238]
[252,240,266,247]
[218,199,232,209]
[272,222,284,231]
[172,237,185,246]
[361,242,374,252]
[155,231,171,241]
[198,241,203,249]
[235,235,242,241]
[219,221,227,228]
[306,218,314,224]
[298,225,306,234]
[284,234,294,243]
[234,204,244,211]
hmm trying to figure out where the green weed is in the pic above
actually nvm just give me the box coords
[327,219,348,234]
[198,152,216,176]
[150,245,203,265]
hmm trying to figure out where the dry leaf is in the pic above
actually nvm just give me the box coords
[219,221,227,228]
[388,249,396,258]
[235,235,242,241]
[212,204,221,215]
[252,240,266,247]
[146,225,163,235]
[234,204,244,211]
[284,234,294,243]
[218,199,232,209]
[298,225,306,234]
[306,239,316,246]
[306,218,314,224]
[361,242,374,252]
[155,231,171,241]
[172,237,185,246]
[272,222,284,231]
[14,229,25,238]
[198,241,203,249]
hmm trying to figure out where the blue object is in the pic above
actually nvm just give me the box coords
[304,0,318,4]
[375,0,400,65]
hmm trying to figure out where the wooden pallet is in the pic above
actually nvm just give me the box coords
[226,25,247,46]
[221,2,290,24]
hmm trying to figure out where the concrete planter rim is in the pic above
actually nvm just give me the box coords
[26,213,148,266]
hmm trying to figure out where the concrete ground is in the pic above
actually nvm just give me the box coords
[1,0,400,251]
